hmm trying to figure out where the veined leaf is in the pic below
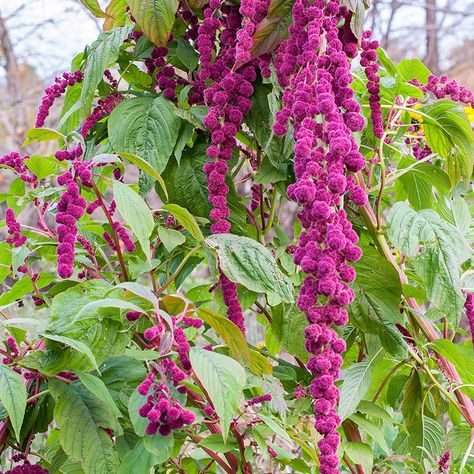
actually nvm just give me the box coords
[126,0,179,47]
[189,347,246,440]
[76,372,121,418]
[108,96,180,174]
[0,365,27,442]
[343,442,373,474]
[163,203,204,242]
[206,234,294,304]
[113,181,154,259]
[50,379,120,474]
[338,348,383,420]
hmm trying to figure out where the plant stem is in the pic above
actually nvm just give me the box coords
[263,189,278,235]
[26,389,49,404]
[155,244,200,295]
[90,180,129,281]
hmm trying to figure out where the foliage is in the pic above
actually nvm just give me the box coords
[0,1,473,473]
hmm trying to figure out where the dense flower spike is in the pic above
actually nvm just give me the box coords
[5,208,27,247]
[438,451,451,472]
[2,461,49,474]
[137,359,194,436]
[0,152,37,186]
[35,70,83,128]
[55,177,86,278]
[274,1,367,471]
[198,2,269,334]
[247,393,272,406]
[361,31,383,137]
[423,75,474,106]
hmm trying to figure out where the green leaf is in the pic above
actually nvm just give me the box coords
[157,226,185,252]
[76,372,121,418]
[128,390,148,436]
[118,152,168,199]
[377,48,398,77]
[24,155,58,179]
[206,234,294,304]
[79,0,107,17]
[118,440,158,474]
[397,58,431,83]
[162,203,204,242]
[157,143,247,235]
[421,100,474,185]
[189,347,246,440]
[428,339,474,398]
[80,27,132,116]
[0,365,27,442]
[113,181,154,259]
[250,0,293,62]
[143,433,174,462]
[197,308,252,364]
[0,273,55,306]
[448,425,471,460]
[349,242,406,356]
[258,413,292,443]
[22,128,64,146]
[42,334,101,373]
[198,434,237,453]
[349,413,389,453]
[265,304,308,361]
[74,298,145,321]
[109,96,180,174]
[343,442,373,474]
[408,415,445,462]
[387,203,470,323]
[50,379,120,474]
[338,348,383,420]
[127,0,179,47]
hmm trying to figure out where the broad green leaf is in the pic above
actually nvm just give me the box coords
[397,58,431,83]
[158,226,185,252]
[128,390,148,437]
[339,348,383,420]
[197,308,252,364]
[265,303,308,361]
[206,234,294,304]
[143,433,174,462]
[0,365,27,441]
[349,241,406,356]
[349,413,389,452]
[258,413,292,443]
[42,334,101,373]
[421,100,474,185]
[118,152,168,199]
[127,0,179,47]
[437,195,471,236]
[76,372,121,418]
[80,27,132,116]
[113,181,154,259]
[50,379,120,474]
[377,48,398,77]
[112,281,159,311]
[0,273,55,306]
[24,155,58,179]
[79,0,106,17]
[74,298,145,321]
[157,144,247,235]
[198,434,237,453]
[21,281,128,375]
[250,0,293,62]
[448,425,472,460]
[118,440,158,474]
[429,339,474,398]
[103,0,127,30]
[22,128,64,146]
[109,96,180,174]
[343,442,373,474]
[163,203,204,242]
[189,347,246,440]
[408,415,445,462]
[387,203,470,323]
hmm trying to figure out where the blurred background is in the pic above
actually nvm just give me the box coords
[0,0,473,159]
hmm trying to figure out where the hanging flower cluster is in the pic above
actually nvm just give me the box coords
[35,70,83,128]
[5,208,26,248]
[361,31,383,138]
[2,460,49,474]
[465,293,474,347]
[197,2,265,334]
[55,177,86,278]
[137,358,195,436]
[424,75,474,106]
[0,152,37,186]
[273,1,367,471]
